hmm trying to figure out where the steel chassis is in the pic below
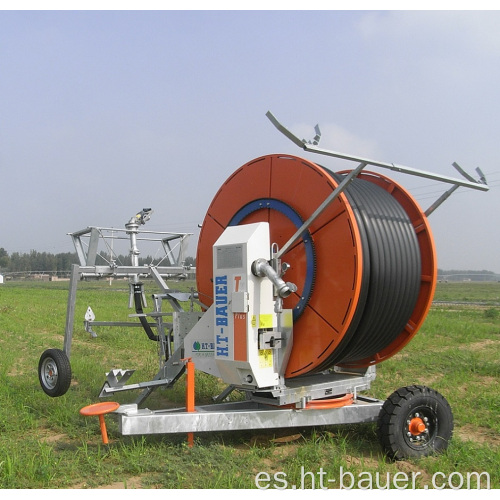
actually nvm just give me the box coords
[117,395,383,437]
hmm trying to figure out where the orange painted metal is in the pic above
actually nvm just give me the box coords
[278,393,354,410]
[409,417,426,435]
[233,313,248,362]
[305,393,354,409]
[183,358,195,447]
[79,401,120,445]
[196,156,436,377]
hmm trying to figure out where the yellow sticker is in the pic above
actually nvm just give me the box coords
[259,314,273,328]
[251,315,256,328]
[259,349,273,369]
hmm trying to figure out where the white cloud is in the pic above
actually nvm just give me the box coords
[357,11,500,57]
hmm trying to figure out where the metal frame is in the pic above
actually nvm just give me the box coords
[266,111,488,228]
[62,212,202,406]
[111,355,380,436]
[116,395,383,436]
[69,226,191,272]
[250,366,376,407]
[111,116,489,437]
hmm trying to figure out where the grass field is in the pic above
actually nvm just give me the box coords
[0,279,499,489]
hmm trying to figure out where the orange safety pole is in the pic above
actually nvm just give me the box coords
[98,414,110,445]
[183,358,195,447]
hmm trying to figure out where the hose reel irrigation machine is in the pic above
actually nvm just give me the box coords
[39,113,489,459]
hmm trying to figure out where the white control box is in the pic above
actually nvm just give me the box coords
[212,222,280,388]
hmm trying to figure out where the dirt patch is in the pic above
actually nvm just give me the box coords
[395,459,434,486]
[70,475,149,489]
[417,338,500,356]
[97,476,145,489]
[460,339,500,351]
[39,433,69,444]
[271,433,303,444]
[472,375,498,388]
[457,424,500,448]
[391,352,409,361]
[246,429,305,448]
[413,374,443,386]
[344,454,379,469]
[7,364,24,377]
[37,423,73,445]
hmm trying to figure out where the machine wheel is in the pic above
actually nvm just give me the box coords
[38,349,72,397]
[377,385,453,460]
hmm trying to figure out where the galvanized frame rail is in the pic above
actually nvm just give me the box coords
[64,216,192,340]
[116,396,384,436]
[63,262,194,352]
[250,366,376,407]
[266,111,489,239]
[69,225,191,270]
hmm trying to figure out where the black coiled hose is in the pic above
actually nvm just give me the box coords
[318,171,421,367]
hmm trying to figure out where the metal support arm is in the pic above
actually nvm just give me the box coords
[266,111,489,193]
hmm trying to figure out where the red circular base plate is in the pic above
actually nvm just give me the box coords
[80,401,120,417]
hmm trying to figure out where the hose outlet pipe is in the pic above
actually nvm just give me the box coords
[251,258,297,298]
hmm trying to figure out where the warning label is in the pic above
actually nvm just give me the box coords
[259,349,273,369]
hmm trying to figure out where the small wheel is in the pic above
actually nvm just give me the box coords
[38,348,72,397]
[377,385,453,460]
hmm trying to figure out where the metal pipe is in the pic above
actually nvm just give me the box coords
[424,184,460,217]
[251,258,297,298]
[126,221,140,267]
[63,263,80,359]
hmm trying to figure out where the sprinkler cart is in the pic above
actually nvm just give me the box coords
[39,113,489,458]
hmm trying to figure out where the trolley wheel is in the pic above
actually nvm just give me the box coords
[38,348,72,397]
[377,385,453,460]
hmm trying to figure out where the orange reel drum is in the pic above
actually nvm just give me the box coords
[196,155,436,378]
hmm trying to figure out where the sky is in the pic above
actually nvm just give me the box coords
[1,7,499,273]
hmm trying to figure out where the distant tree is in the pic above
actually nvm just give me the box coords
[184,256,195,267]
[9,252,29,272]
[0,247,9,269]
[56,252,79,271]
[32,250,57,272]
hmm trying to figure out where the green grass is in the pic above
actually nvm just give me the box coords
[433,281,500,304]
[0,280,499,489]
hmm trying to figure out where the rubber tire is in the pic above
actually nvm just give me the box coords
[377,385,453,460]
[38,348,72,397]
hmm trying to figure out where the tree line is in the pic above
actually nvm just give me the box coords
[0,248,195,274]
[0,247,495,281]
[0,248,77,273]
